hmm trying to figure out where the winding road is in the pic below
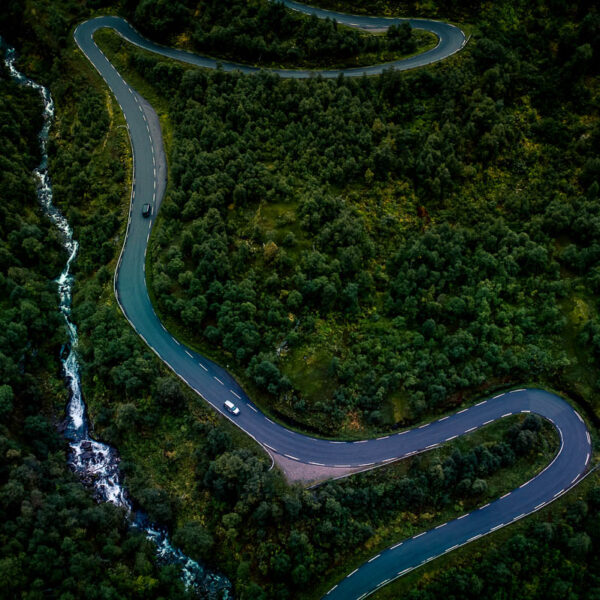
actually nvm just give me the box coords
[73,4,593,600]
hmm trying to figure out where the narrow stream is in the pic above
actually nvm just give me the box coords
[3,41,231,599]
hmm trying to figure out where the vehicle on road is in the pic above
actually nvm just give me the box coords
[224,400,240,415]
[142,203,151,217]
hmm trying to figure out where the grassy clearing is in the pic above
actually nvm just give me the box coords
[558,292,599,413]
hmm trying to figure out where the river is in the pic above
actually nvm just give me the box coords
[2,40,232,599]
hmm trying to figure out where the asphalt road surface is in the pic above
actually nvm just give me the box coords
[74,6,592,599]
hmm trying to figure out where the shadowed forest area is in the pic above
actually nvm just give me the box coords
[1,0,600,599]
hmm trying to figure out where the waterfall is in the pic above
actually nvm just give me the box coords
[2,40,231,599]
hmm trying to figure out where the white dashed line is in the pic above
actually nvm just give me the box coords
[214,376,224,385]
[348,569,358,578]
[465,427,476,433]
[535,502,545,510]
[502,413,512,418]
[230,390,241,399]
[439,416,449,421]
[246,403,257,413]
[500,492,511,499]
[413,532,426,539]
[391,542,403,550]
[457,408,467,414]
[185,350,193,358]
[368,554,380,563]
[475,400,487,406]
[435,523,447,530]
[446,435,457,442]
[198,362,208,371]
[377,436,389,440]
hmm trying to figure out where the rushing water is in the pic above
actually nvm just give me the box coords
[3,41,231,599]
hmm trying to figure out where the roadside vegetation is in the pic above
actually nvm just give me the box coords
[1,0,600,599]
[308,0,478,21]
[132,0,437,69]
[373,470,600,600]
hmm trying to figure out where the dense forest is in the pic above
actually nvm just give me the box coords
[1,0,600,599]
[0,50,198,599]
[116,0,600,437]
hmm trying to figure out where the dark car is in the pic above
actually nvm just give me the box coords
[142,203,152,217]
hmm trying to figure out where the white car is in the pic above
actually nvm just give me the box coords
[224,400,240,415]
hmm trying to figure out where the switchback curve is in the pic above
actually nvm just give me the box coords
[73,6,591,600]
